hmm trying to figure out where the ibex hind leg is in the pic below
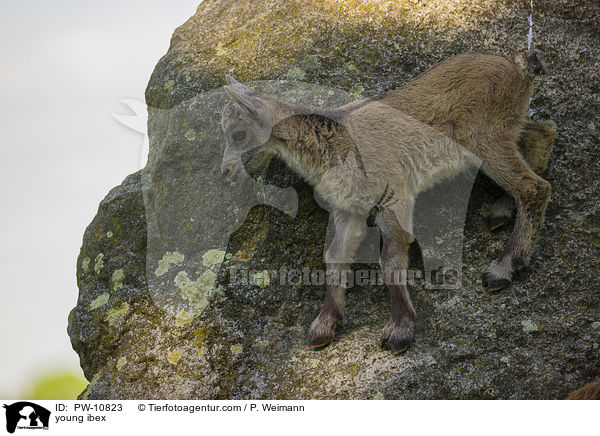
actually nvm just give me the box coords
[480,140,551,292]
[487,120,556,232]
[308,211,366,349]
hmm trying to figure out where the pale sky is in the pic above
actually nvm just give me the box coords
[0,0,200,396]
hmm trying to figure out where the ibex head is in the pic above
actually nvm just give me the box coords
[220,75,277,182]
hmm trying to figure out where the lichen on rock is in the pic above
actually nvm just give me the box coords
[202,249,226,268]
[105,302,129,325]
[174,270,223,314]
[111,269,125,290]
[155,251,185,277]
[89,293,109,311]
[94,253,104,274]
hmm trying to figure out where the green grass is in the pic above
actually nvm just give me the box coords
[20,370,88,400]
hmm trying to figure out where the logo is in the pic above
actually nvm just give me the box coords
[3,402,50,434]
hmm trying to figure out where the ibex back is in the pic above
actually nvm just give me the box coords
[220,51,555,354]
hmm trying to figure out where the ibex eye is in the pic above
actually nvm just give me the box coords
[232,131,246,142]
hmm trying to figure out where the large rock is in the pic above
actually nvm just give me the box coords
[69,0,600,399]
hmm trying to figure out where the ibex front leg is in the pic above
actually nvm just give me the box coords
[308,211,366,349]
[377,202,416,355]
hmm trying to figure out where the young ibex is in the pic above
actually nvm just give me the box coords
[220,51,556,354]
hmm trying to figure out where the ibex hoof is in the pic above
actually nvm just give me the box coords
[380,337,411,355]
[512,258,530,281]
[392,345,409,355]
[487,215,510,232]
[307,336,333,351]
[481,272,511,292]
[307,326,334,350]
[380,320,413,355]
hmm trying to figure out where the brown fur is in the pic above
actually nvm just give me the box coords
[519,119,556,174]
[488,119,556,232]
[271,113,367,176]
[566,380,600,400]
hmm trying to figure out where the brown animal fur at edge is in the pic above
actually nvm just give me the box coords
[566,380,600,400]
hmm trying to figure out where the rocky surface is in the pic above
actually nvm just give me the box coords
[69,0,600,399]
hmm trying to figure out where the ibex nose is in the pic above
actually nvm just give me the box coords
[221,160,239,182]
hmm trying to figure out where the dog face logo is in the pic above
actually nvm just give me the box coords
[3,402,50,434]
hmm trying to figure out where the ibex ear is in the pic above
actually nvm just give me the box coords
[225,74,245,89]
[224,76,269,124]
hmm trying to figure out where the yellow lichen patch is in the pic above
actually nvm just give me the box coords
[253,270,270,288]
[82,257,90,274]
[111,269,125,290]
[174,270,223,314]
[105,302,130,325]
[230,344,243,355]
[521,319,539,332]
[202,249,226,268]
[176,271,209,312]
[184,129,197,141]
[164,79,175,91]
[175,310,194,327]
[167,351,182,365]
[174,270,191,288]
[94,253,104,274]
[155,251,185,277]
[198,346,207,357]
[254,337,269,347]
[116,357,127,371]
[199,270,217,288]
[214,41,228,57]
[90,293,109,310]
